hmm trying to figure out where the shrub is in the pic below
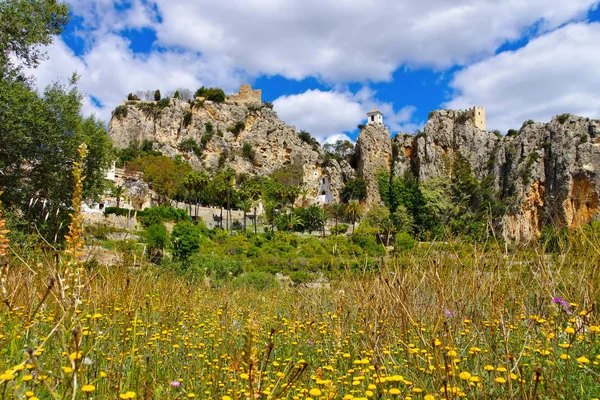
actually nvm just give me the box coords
[173,90,180,99]
[138,206,188,228]
[183,111,192,127]
[154,89,161,101]
[298,130,320,149]
[195,87,226,102]
[521,119,535,129]
[242,142,255,161]
[205,121,213,133]
[112,105,128,119]
[232,272,279,290]
[556,113,571,124]
[395,232,416,251]
[506,129,518,137]
[263,101,273,109]
[172,221,201,261]
[178,138,202,158]
[196,254,244,284]
[357,124,366,130]
[228,121,245,136]
[289,270,313,285]
[330,224,348,235]
[341,178,367,202]
[158,98,170,107]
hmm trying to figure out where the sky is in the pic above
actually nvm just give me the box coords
[30,0,600,144]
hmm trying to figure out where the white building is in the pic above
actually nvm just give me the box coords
[366,108,383,125]
[316,177,334,204]
[105,161,116,181]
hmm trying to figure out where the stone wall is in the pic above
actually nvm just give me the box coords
[227,84,262,105]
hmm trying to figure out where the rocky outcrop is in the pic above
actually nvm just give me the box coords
[390,111,600,242]
[109,99,344,202]
[355,124,392,206]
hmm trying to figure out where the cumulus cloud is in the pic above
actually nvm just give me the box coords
[273,88,420,142]
[445,22,600,133]
[31,35,244,123]
[151,0,598,82]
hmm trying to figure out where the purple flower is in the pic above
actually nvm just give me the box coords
[444,309,454,318]
[552,297,572,314]
[170,380,181,388]
[306,340,315,347]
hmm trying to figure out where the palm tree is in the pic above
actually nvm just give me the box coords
[344,200,363,234]
[112,185,126,208]
[327,202,344,233]
[238,198,252,232]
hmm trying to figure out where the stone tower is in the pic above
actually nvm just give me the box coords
[466,106,486,131]
[366,108,384,125]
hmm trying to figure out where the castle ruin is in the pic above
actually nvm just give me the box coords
[227,84,262,105]
[466,106,486,131]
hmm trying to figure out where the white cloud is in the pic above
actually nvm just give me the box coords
[273,88,420,142]
[445,22,600,132]
[151,0,599,82]
[31,35,244,124]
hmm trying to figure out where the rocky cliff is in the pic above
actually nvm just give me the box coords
[109,98,348,202]
[386,111,600,242]
[109,97,600,242]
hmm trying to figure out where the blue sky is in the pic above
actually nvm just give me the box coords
[32,0,600,143]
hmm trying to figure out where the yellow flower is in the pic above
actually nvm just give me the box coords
[495,377,506,384]
[483,365,495,372]
[458,371,471,381]
[576,356,590,364]
[22,375,34,381]
[119,391,136,399]
[424,395,435,400]
[222,397,232,400]
[565,327,575,334]
[82,385,95,392]
[309,388,322,396]
[187,394,195,398]
[389,388,401,395]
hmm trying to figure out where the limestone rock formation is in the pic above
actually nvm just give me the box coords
[390,110,600,242]
[355,124,392,206]
[109,98,343,202]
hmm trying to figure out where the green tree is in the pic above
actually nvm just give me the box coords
[0,0,69,75]
[144,223,169,263]
[344,200,363,234]
[112,185,126,208]
[171,221,201,262]
[0,75,112,239]
[154,89,161,101]
[326,202,345,232]
[341,178,367,203]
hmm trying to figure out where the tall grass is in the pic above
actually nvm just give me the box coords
[0,150,599,399]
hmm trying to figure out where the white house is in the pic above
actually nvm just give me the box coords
[316,177,334,204]
[366,108,383,125]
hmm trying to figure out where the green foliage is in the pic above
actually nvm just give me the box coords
[0,75,112,240]
[134,99,170,119]
[205,121,213,133]
[242,142,255,161]
[138,206,188,228]
[171,221,201,261]
[144,223,169,254]
[330,224,348,235]
[130,154,193,203]
[289,270,313,285]
[556,113,571,124]
[178,138,202,158]
[112,105,128,119]
[323,140,354,163]
[522,119,535,129]
[395,232,416,251]
[173,90,180,99]
[228,120,245,136]
[507,129,518,136]
[357,124,366,130]
[183,111,192,127]
[154,89,161,101]
[0,0,70,73]
[455,112,469,124]
[298,130,320,149]
[232,272,279,290]
[295,205,326,234]
[341,178,367,203]
[195,86,226,102]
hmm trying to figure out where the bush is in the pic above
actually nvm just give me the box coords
[178,138,202,158]
[232,272,279,290]
[330,224,348,235]
[242,142,255,161]
[112,105,128,119]
[289,270,313,285]
[183,111,192,127]
[341,178,367,202]
[395,232,416,251]
[556,113,571,124]
[521,119,535,129]
[158,98,170,107]
[298,130,320,149]
[138,206,188,228]
[172,221,201,261]
[205,121,213,133]
[195,87,226,103]
[228,121,245,136]
[196,254,244,285]
[506,129,518,137]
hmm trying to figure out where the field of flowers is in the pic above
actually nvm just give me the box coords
[1,151,599,399]
[1,230,600,400]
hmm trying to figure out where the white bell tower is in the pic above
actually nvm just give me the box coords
[366,108,383,125]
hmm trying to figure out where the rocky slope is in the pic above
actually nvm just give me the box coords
[384,112,600,242]
[109,98,600,242]
[109,98,349,201]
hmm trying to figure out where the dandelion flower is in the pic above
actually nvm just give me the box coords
[82,385,95,392]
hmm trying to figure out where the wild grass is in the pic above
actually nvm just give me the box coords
[0,148,599,399]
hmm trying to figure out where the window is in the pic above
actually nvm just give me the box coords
[371,115,374,121]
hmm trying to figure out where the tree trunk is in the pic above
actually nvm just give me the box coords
[243,210,247,232]
[220,206,223,229]
[226,192,231,233]
[117,197,121,208]
[254,207,257,234]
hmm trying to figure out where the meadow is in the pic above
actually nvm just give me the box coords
[2,214,600,399]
